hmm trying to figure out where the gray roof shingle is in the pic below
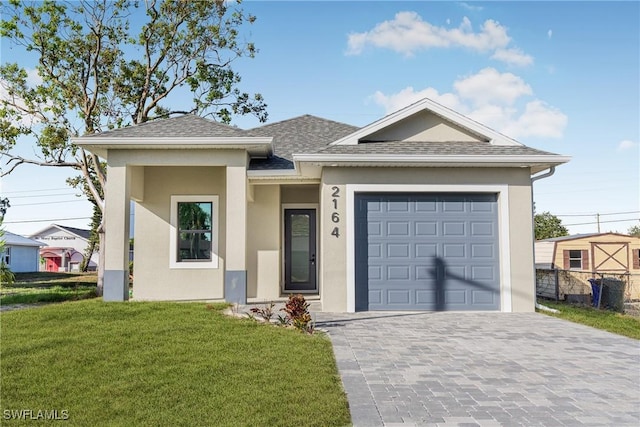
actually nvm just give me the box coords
[246,115,359,170]
[316,141,556,156]
[83,114,245,138]
[78,112,562,171]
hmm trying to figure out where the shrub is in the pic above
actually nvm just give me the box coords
[281,294,314,334]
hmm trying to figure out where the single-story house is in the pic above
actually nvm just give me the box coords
[1,231,44,273]
[75,97,570,312]
[29,224,98,272]
[535,232,640,300]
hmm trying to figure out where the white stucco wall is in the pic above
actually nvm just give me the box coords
[133,166,228,301]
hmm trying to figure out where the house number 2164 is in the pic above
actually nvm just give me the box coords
[331,186,340,238]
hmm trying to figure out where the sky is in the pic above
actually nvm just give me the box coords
[1,0,639,238]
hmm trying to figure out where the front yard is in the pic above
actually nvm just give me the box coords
[0,272,97,305]
[0,300,350,426]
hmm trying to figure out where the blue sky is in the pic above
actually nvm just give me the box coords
[1,1,639,237]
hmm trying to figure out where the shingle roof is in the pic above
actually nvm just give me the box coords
[3,231,44,247]
[76,110,563,171]
[246,115,359,170]
[317,141,556,156]
[54,225,91,240]
[83,114,245,138]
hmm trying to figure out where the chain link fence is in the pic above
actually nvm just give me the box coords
[536,268,640,314]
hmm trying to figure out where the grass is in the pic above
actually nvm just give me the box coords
[0,300,351,426]
[537,300,640,340]
[0,272,97,305]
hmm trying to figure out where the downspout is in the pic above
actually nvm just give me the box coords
[531,166,556,183]
[531,166,556,311]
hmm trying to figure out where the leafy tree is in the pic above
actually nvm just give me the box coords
[0,0,267,294]
[627,225,640,237]
[534,211,569,240]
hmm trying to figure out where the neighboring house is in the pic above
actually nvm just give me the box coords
[29,224,98,272]
[535,233,640,300]
[75,97,570,312]
[1,231,43,273]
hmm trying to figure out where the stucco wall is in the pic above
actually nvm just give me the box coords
[319,167,536,312]
[247,184,281,299]
[366,111,482,142]
[133,166,227,300]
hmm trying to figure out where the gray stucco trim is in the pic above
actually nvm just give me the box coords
[225,270,247,305]
[103,270,129,302]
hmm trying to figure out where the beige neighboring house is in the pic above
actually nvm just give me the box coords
[30,224,98,272]
[74,97,570,312]
[535,232,640,300]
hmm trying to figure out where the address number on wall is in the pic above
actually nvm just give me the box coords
[330,186,340,238]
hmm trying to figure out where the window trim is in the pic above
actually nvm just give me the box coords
[170,195,219,269]
[568,249,583,270]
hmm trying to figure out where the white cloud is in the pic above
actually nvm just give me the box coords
[453,67,532,106]
[460,2,484,12]
[617,140,638,151]
[491,47,534,67]
[346,11,533,66]
[547,29,553,39]
[26,68,43,86]
[370,68,567,140]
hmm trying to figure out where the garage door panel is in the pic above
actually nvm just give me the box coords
[355,193,500,311]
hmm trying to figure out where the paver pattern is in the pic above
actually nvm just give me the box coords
[315,311,640,427]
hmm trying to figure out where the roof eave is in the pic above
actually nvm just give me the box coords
[73,136,274,159]
[292,154,571,174]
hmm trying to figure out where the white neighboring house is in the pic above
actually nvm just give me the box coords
[29,224,98,272]
[1,231,44,273]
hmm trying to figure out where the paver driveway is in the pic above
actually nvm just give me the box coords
[315,311,640,427]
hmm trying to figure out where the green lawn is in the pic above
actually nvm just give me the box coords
[537,300,640,340]
[0,301,351,426]
[0,272,97,305]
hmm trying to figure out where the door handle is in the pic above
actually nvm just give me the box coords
[310,253,316,265]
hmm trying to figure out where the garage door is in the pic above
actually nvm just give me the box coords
[355,193,500,311]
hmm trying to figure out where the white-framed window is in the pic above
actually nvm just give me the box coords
[170,195,219,269]
[568,250,583,269]
[2,247,10,265]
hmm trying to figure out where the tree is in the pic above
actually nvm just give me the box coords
[628,225,640,237]
[534,211,569,240]
[0,0,267,295]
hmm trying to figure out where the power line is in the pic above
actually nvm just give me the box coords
[2,216,91,224]
[564,218,639,227]
[0,187,71,194]
[5,192,81,199]
[12,199,88,207]
[556,210,640,218]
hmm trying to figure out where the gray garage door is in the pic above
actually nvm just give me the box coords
[355,193,500,311]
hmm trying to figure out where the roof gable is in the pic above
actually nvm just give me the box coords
[29,224,91,241]
[331,97,521,147]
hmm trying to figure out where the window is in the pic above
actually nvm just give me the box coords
[2,247,10,265]
[563,249,588,270]
[568,250,582,269]
[170,195,219,269]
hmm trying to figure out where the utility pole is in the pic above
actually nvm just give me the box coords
[596,213,600,233]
